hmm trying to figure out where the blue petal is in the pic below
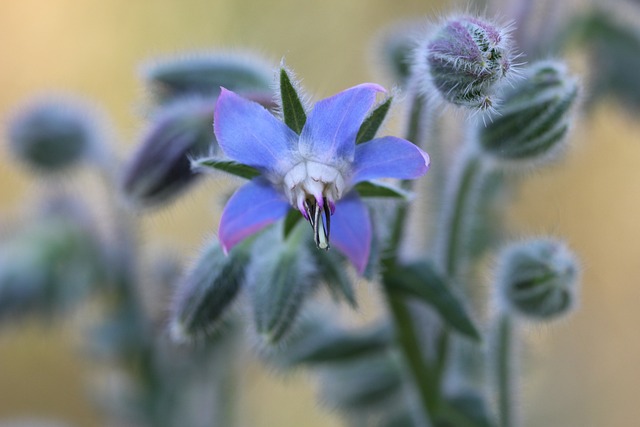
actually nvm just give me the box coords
[299,83,386,163]
[214,88,298,175]
[330,193,371,274]
[352,136,430,184]
[219,180,290,252]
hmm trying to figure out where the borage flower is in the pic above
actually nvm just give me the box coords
[209,79,429,273]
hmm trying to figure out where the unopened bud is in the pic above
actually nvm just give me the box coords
[170,240,249,341]
[0,218,103,319]
[496,238,579,320]
[478,61,578,164]
[418,15,514,110]
[376,24,420,88]
[121,97,215,208]
[142,52,274,105]
[248,224,317,345]
[7,96,100,173]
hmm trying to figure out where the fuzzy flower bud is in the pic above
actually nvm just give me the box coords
[0,217,103,320]
[7,97,100,173]
[142,52,274,106]
[478,61,578,163]
[496,238,579,320]
[419,15,513,110]
[121,98,215,208]
[247,224,318,345]
[170,240,249,341]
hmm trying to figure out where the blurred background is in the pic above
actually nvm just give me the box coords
[0,0,639,426]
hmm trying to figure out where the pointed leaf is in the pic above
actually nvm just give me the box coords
[283,208,302,239]
[192,157,261,179]
[280,68,307,134]
[354,180,411,199]
[384,260,481,341]
[356,96,393,144]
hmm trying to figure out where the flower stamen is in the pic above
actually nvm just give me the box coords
[303,197,331,250]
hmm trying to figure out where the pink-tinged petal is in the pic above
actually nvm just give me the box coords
[351,136,430,184]
[300,83,386,163]
[214,88,298,174]
[219,180,290,252]
[330,193,371,274]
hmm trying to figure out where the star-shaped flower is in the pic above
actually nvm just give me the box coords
[210,80,429,273]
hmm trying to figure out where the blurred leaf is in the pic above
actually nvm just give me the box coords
[357,96,393,144]
[355,180,410,199]
[280,68,307,134]
[384,260,480,341]
[561,9,640,110]
[321,354,403,411]
[436,391,496,427]
[192,157,261,179]
[282,319,393,366]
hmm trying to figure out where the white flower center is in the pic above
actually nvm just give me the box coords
[282,160,347,250]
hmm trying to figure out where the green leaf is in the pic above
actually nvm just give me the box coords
[283,209,303,240]
[283,320,393,366]
[311,246,357,308]
[280,68,307,134]
[354,180,410,199]
[192,157,260,179]
[356,96,392,144]
[320,354,403,411]
[383,260,481,341]
[436,392,496,427]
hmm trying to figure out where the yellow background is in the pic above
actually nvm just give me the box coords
[1,1,639,426]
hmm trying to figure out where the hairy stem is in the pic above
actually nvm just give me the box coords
[441,149,483,278]
[381,90,439,424]
[497,313,516,427]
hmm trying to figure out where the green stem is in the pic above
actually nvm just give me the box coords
[385,291,440,415]
[381,89,439,423]
[433,148,485,392]
[442,150,483,278]
[497,313,516,427]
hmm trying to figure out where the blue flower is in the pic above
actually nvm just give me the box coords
[213,83,429,273]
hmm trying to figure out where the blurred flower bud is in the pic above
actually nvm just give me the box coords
[121,97,215,208]
[170,239,249,342]
[417,15,514,110]
[478,61,578,164]
[7,96,100,173]
[142,51,274,106]
[0,218,104,320]
[496,238,579,320]
[376,23,420,88]
[248,224,318,345]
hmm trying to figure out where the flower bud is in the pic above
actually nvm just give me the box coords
[376,24,420,88]
[7,96,100,173]
[478,61,579,163]
[419,15,513,110]
[496,238,579,320]
[142,51,274,106]
[0,217,104,320]
[121,97,215,208]
[248,224,318,345]
[169,239,249,341]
